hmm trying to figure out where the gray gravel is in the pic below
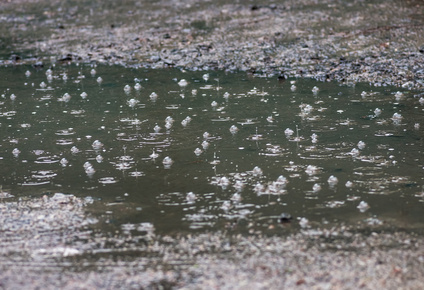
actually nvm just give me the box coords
[0,194,424,289]
[1,0,424,88]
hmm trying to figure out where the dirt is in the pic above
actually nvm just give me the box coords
[1,0,424,288]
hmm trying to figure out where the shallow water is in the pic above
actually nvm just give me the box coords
[0,64,423,235]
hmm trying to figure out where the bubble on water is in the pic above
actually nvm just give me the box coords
[124,84,131,94]
[194,148,203,156]
[284,128,294,137]
[374,108,382,116]
[80,92,88,99]
[290,85,297,91]
[186,192,196,203]
[12,148,20,157]
[40,81,47,89]
[83,161,92,170]
[345,181,354,188]
[414,123,420,130]
[62,73,68,81]
[350,148,360,157]
[96,155,103,163]
[149,92,158,101]
[203,132,211,139]
[165,116,174,123]
[191,89,198,96]
[71,146,80,154]
[391,113,403,124]
[85,165,96,176]
[312,183,321,192]
[211,101,218,107]
[357,141,366,150]
[275,175,288,188]
[178,79,188,87]
[218,176,230,189]
[162,156,173,169]
[357,201,370,212]
[25,70,31,77]
[223,92,230,99]
[127,98,138,108]
[60,93,71,103]
[312,86,319,94]
[327,175,338,187]
[96,76,103,84]
[90,69,96,76]
[60,158,68,167]
[153,124,161,133]
[419,97,424,105]
[181,116,192,127]
[134,83,142,91]
[10,94,16,101]
[300,104,313,115]
[229,125,239,134]
[202,73,209,82]
[252,166,263,177]
[305,165,319,176]
[201,140,210,150]
[234,180,245,192]
[90,140,102,150]
[165,121,173,130]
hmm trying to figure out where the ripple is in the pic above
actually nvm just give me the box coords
[98,177,119,184]
[34,156,61,164]
[56,139,74,145]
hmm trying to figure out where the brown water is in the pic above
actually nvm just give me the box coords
[1,64,423,236]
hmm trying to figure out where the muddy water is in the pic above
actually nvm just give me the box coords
[0,64,423,235]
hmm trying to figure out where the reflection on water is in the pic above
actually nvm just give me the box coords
[0,65,423,235]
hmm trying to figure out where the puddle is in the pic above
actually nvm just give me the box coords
[0,64,423,235]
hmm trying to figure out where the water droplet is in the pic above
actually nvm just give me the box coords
[178,79,188,87]
[194,148,203,156]
[124,84,131,93]
[92,140,103,150]
[229,125,239,134]
[357,201,370,212]
[284,128,294,136]
[134,83,142,91]
[312,183,321,192]
[60,158,68,167]
[162,156,173,169]
[186,192,196,202]
[327,175,338,187]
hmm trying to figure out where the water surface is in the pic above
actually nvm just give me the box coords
[1,65,423,235]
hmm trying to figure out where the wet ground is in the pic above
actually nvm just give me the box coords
[1,0,424,288]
